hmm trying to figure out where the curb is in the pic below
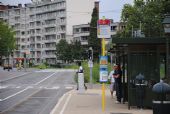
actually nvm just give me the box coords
[50,90,74,114]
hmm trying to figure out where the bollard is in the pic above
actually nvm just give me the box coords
[78,72,85,93]
[152,80,170,114]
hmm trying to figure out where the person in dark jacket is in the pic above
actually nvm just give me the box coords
[113,64,122,103]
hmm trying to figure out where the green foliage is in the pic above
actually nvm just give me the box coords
[56,39,84,63]
[0,21,15,56]
[32,64,47,69]
[63,64,79,69]
[71,40,84,61]
[56,39,70,63]
[120,0,167,38]
[88,7,101,61]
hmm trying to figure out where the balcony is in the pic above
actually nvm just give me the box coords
[43,47,56,51]
[42,54,56,58]
[43,39,56,43]
[74,32,89,37]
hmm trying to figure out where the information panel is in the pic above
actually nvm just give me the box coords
[97,19,111,38]
[99,56,108,82]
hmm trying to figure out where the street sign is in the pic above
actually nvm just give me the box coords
[99,56,108,82]
[97,19,111,38]
[88,60,93,68]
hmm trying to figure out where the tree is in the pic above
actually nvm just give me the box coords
[56,39,70,63]
[0,21,15,57]
[88,7,101,61]
[143,1,164,37]
[56,39,84,63]
[120,0,166,37]
[71,40,84,61]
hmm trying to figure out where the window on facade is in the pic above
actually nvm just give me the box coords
[21,31,25,35]
[81,27,89,33]
[45,27,55,32]
[111,26,116,31]
[37,44,41,48]
[61,33,65,39]
[81,36,88,41]
[15,9,20,15]
[37,36,41,41]
[15,16,20,21]
[74,28,79,33]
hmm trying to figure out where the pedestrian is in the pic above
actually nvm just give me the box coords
[108,65,116,98]
[113,64,122,103]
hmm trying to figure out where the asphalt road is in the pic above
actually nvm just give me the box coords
[0,68,76,114]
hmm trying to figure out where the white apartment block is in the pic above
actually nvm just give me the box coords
[73,21,125,45]
[0,0,95,65]
[73,24,90,45]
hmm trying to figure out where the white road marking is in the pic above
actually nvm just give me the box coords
[1,87,29,101]
[16,86,21,88]
[50,93,66,114]
[35,69,77,73]
[34,72,56,85]
[0,86,8,89]
[44,86,59,90]
[27,86,33,88]
[2,72,30,81]
[59,94,72,114]
[65,86,73,89]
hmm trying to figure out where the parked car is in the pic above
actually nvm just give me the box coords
[3,63,12,70]
[3,59,12,70]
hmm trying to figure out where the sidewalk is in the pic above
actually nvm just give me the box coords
[51,85,152,114]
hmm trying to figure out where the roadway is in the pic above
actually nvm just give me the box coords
[0,68,76,114]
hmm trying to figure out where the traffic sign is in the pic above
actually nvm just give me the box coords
[97,19,111,38]
[88,60,93,68]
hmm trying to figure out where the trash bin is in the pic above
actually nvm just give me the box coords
[152,80,170,114]
[135,73,147,109]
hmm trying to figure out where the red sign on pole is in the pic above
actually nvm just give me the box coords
[97,19,111,38]
[98,19,110,25]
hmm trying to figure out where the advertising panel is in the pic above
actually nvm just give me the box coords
[99,56,108,82]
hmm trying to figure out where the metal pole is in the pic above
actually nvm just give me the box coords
[166,37,169,78]
[102,38,106,112]
[90,62,93,88]
[89,47,93,88]
[132,25,133,37]
[110,53,113,68]
[8,48,9,71]
[24,54,26,72]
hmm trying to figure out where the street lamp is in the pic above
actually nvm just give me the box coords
[162,14,170,80]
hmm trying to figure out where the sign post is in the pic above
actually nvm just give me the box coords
[97,16,111,112]
[88,60,93,88]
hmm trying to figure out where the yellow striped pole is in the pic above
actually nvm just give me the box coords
[102,38,106,112]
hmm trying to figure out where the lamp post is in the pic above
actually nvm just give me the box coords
[162,14,170,81]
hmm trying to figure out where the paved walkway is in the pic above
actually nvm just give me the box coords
[51,85,152,114]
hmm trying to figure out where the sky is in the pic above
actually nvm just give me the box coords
[1,0,133,22]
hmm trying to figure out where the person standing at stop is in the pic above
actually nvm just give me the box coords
[113,64,122,103]
[108,65,116,98]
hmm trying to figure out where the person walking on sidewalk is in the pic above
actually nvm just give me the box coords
[113,64,122,103]
[108,65,116,98]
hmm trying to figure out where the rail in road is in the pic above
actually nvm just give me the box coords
[0,69,76,114]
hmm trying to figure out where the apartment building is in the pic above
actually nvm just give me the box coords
[73,21,125,45]
[0,0,95,65]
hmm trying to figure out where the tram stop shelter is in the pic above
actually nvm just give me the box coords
[110,37,168,109]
